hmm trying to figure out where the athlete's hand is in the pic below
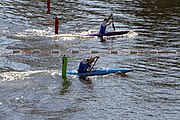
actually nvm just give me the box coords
[87,68,91,72]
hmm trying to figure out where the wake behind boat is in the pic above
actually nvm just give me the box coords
[67,67,133,77]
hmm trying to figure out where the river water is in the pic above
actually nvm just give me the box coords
[0,0,180,120]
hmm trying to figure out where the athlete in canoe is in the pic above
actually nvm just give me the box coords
[99,14,114,42]
[78,56,100,73]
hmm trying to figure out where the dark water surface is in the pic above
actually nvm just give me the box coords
[0,0,180,120]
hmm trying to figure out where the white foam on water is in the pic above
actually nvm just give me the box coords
[127,30,138,37]
[12,28,52,39]
[12,28,96,41]
[48,29,95,40]
[0,70,60,82]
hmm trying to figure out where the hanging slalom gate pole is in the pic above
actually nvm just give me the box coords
[54,16,59,34]
[62,55,67,79]
[47,0,50,14]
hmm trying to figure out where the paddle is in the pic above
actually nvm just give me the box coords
[112,14,115,31]
[90,57,99,72]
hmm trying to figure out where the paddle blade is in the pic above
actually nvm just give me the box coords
[111,15,115,31]
[112,23,115,31]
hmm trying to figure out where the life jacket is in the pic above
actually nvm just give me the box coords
[78,59,91,73]
[99,21,106,34]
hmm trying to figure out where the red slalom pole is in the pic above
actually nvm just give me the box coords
[47,0,50,14]
[54,17,59,34]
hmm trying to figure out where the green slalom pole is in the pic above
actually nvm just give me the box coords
[62,55,67,79]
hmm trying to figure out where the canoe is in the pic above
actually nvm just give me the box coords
[67,67,133,77]
[83,30,130,37]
